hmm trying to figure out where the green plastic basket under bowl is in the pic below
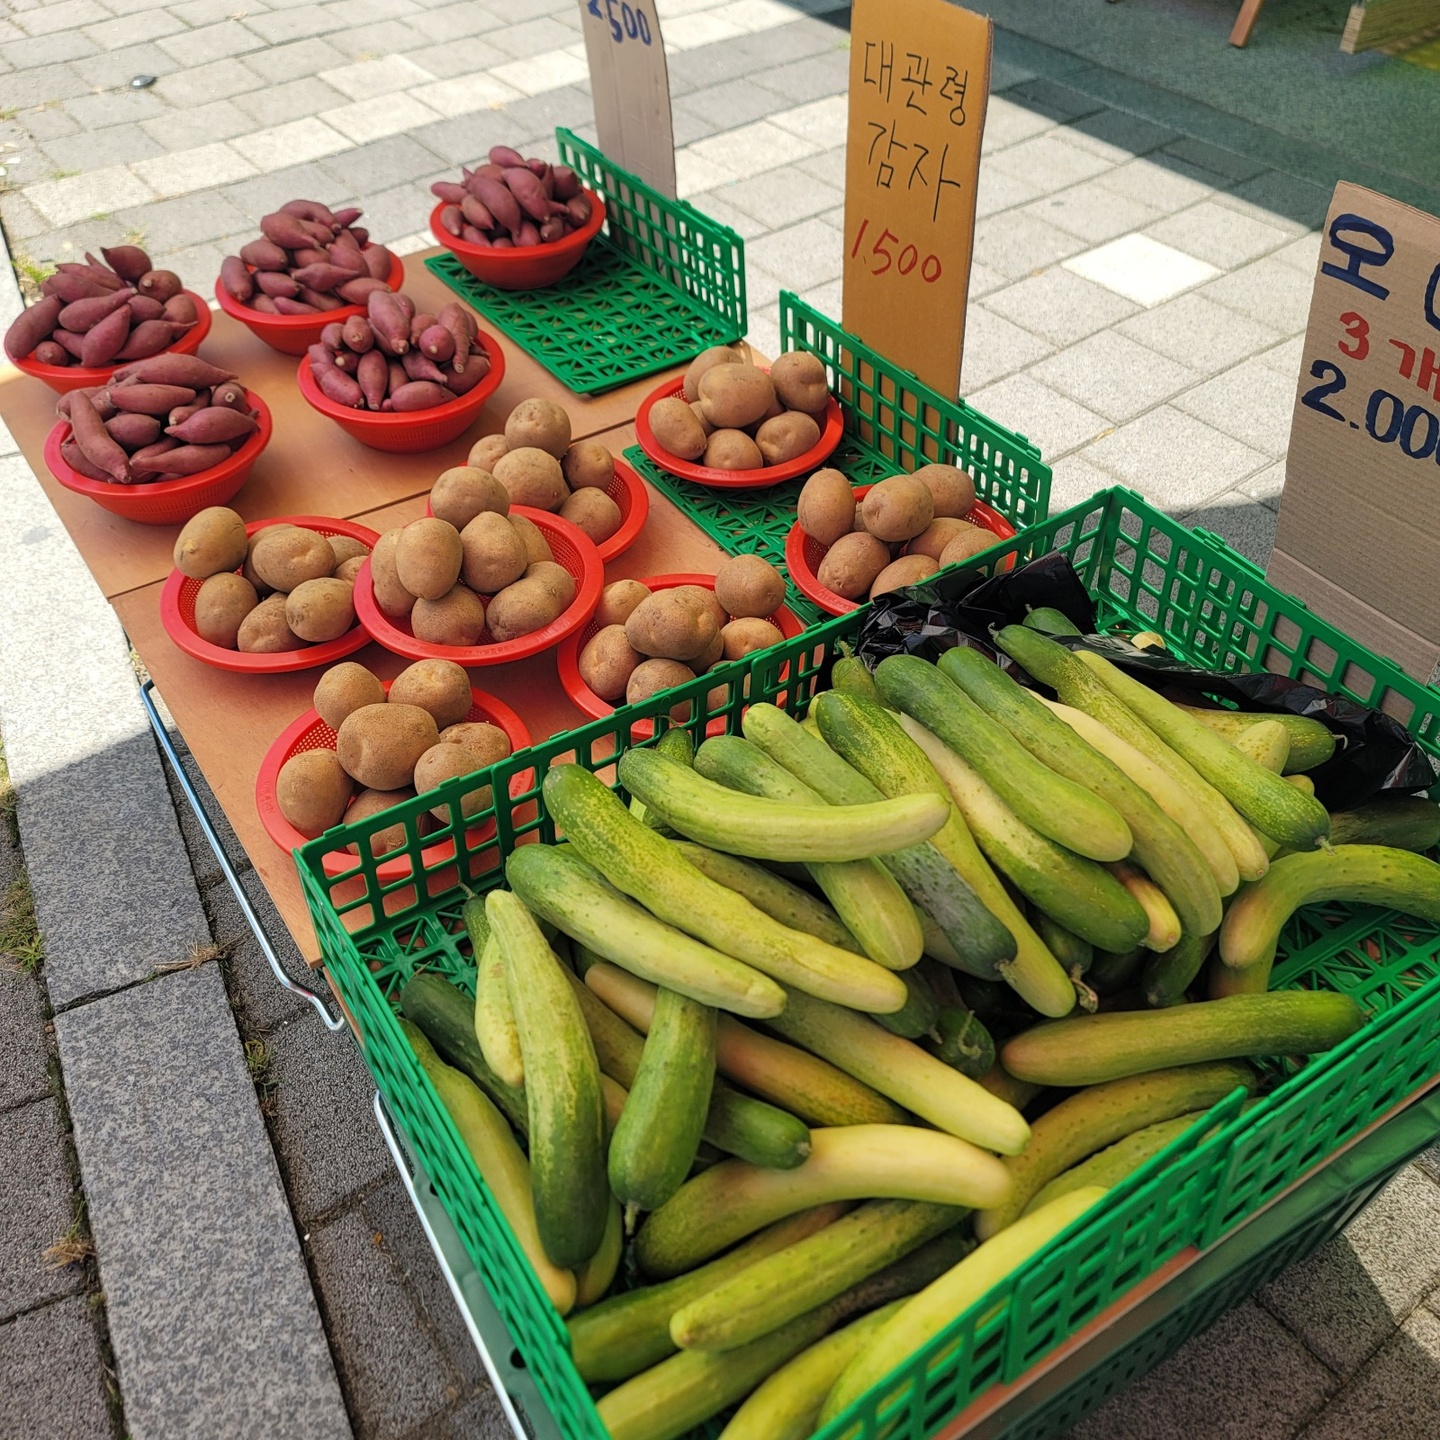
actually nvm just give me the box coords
[298,486,1440,1440]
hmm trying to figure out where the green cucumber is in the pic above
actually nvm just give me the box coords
[474,933,524,1088]
[1023,606,1082,636]
[574,1193,623,1308]
[1175,703,1336,773]
[831,652,881,702]
[875,655,1133,862]
[1033,912,1093,975]
[488,890,608,1268]
[1088,946,1144,997]
[1001,990,1366,1086]
[1142,929,1214,1008]
[926,1004,996,1079]
[872,966,940,1040]
[1234,719,1290,773]
[632,725,694,833]
[1329,797,1440,852]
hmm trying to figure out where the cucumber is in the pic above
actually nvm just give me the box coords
[474,934,524,1088]
[1001,990,1366,1086]
[1234,719,1290,773]
[1086,945,1144,996]
[1220,845,1440,971]
[1023,606,1082,636]
[618,747,949,862]
[632,725,694,834]
[926,1004,996,1079]
[938,646,1223,937]
[1176,704,1336,773]
[634,1125,1014,1278]
[1142,929,1214,1008]
[1109,861,1181,952]
[977,1063,1043,1111]
[1075,651,1331,851]
[543,765,908,1013]
[831,652,881,702]
[873,966,940,1040]
[974,1061,1254,1237]
[610,988,717,1219]
[874,655,1133,862]
[507,843,785,1018]
[487,890,609,1269]
[1031,911,1092,976]
[574,1194,623,1307]
[1329,798,1440,852]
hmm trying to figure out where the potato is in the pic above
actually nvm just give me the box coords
[714,553,785,619]
[797,468,855,546]
[411,585,487,647]
[908,516,976,561]
[769,351,829,414]
[648,397,707,461]
[816,531,890,601]
[393,517,464,602]
[468,434,509,471]
[370,528,415,618]
[690,400,714,437]
[698,363,775,429]
[243,526,291,596]
[460,511,527,594]
[562,441,614,490]
[251,526,336,591]
[343,787,416,856]
[276,749,353,836]
[334,555,366,585]
[721,617,784,661]
[559,487,621,545]
[504,397,571,459]
[432,466,509,529]
[314,662,384,731]
[748,394,785,433]
[174,506,248,579]
[911,463,976,519]
[414,742,496,822]
[696,624,724,670]
[672,584,727,634]
[595,578,651,628]
[682,344,742,403]
[626,591,717,662]
[337,702,439,791]
[486,576,563,642]
[860,475,935,543]
[578,624,642,702]
[327,535,370,569]
[193,572,258,648]
[755,411,820,467]
[939,524,997,568]
[703,429,763,471]
[439,722,511,767]
[389,658,472,729]
[627,658,696,720]
[236,593,306,652]
[508,512,553,565]
[870,553,938,599]
[285,577,356,643]
[525,560,576,609]
[494,447,567,511]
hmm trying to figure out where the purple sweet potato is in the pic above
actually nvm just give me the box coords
[290,262,354,293]
[503,167,551,223]
[260,211,319,250]
[286,248,324,270]
[461,226,489,245]
[42,271,114,303]
[356,349,388,411]
[297,287,345,311]
[552,165,581,201]
[167,406,258,444]
[220,256,254,302]
[101,245,153,283]
[128,295,166,323]
[313,363,364,408]
[240,239,289,272]
[333,349,357,373]
[167,398,208,428]
[256,270,301,300]
[362,244,394,281]
[439,205,464,237]
[272,297,319,315]
[56,386,115,420]
[109,383,196,416]
[336,276,390,304]
[4,295,63,360]
[57,261,123,291]
[281,199,337,227]
[62,439,118,483]
[58,287,135,334]
[80,305,134,367]
[69,390,131,482]
[307,342,336,371]
[320,322,345,351]
[515,221,540,248]
[489,146,525,169]
[52,330,88,360]
[105,412,162,449]
[566,195,593,227]
[386,359,406,398]
[401,350,447,385]
[491,235,513,249]
[342,314,373,353]
[408,312,438,346]
[418,324,454,363]
[114,354,234,388]
[143,443,231,475]
[437,302,474,373]
[140,270,184,302]
[540,217,566,244]
[211,382,248,411]
[431,181,467,205]
[443,351,491,394]
[389,380,453,412]
[332,207,363,229]
[461,194,495,231]
[163,293,199,325]
[128,437,180,470]
[348,226,369,247]
[472,176,522,237]
[115,320,191,361]
[327,231,366,271]
[33,340,70,366]
[367,291,410,355]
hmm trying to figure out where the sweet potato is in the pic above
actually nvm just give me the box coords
[442,356,490,395]
[367,292,409,355]
[357,349,388,411]
[515,221,540,247]
[109,383,195,415]
[167,397,207,427]
[460,194,495,231]
[260,211,317,249]
[101,245,152,283]
[333,207,362,229]
[347,225,369,246]
[566,194,592,227]
[105,412,162,449]
[52,330,87,360]
[42,272,113,303]
[127,295,165,323]
[33,340,69,366]
[336,275,388,304]
[342,314,374,352]
[114,320,191,361]
[502,166,550,222]
[4,296,62,360]
[539,217,565,244]
[418,324,454,363]
[489,145,525,168]
[439,205,463,237]
[127,438,179,473]
[163,293,199,325]
[272,297,319,316]
[431,181,467,205]
[328,232,366,274]
[256,270,300,299]
[314,364,363,407]
[408,312,438,346]
[290,263,354,293]
[69,391,130,482]
[240,239,289,271]
[552,164,580,201]
[281,199,336,227]
[401,350,447,385]
[80,305,134,367]
[58,288,135,334]
[57,386,116,420]
[59,260,121,291]
[167,407,258,444]
[137,270,182,301]
[143,443,231,475]
[471,176,522,236]
[437,302,473,373]
[211,382,248,412]
[387,359,406,399]
[83,254,123,285]
[362,244,393,280]
[250,294,279,314]
[297,286,344,311]
[389,380,452,412]
[62,439,116,482]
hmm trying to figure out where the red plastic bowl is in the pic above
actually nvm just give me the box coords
[430,192,606,290]
[785,483,1017,616]
[296,333,504,454]
[352,506,602,666]
[44,390,272,526]
[11,292,214,395]
[159,516,380,673]
[556,572,805,738]
[256,682,533,881]
[213,253,405,356]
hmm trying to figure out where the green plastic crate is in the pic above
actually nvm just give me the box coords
[426,129,745,395]
[626,290,1053,619]
[299,486,1440,1440]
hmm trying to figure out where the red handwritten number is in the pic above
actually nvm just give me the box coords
[898,244,918,276]
[851,216,943,283]
[872,228,898,275]
[921,254,942,283]
[1339,311,1370,361]
[851,218,869,260]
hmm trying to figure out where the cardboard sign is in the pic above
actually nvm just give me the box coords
[1270,182,1440,683]
[841,0,991,399]
[577,0,677,199]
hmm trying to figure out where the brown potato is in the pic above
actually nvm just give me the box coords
[486,576,563,642]
[344,787,417,856]
[414,742,495,822]
[337,702,439,790]
[525,560,576,609]
[493,447,568,511]
[578,624,642,702]
[334,555,366,585]
[559,487,621,545]
[508,512,553,565]
[682,344,742,403]
[370,528,415,618]
[648,397,707,461]
[595,578,651,628]
[816,531,890,601]
[690,400,713,437]
[939,524,998,568]
[747,394,785,433]
[696,624,724,670]
[174,506,248,580]
[562,441,614,490]
[860,475,935,543]
[703,429,763,471]
[460,511,528,594]
[285,577,356,643]
[908,516,977,561]
[714,553,785,619]
[911,463,976,519]
[672,584,727,634]
[432,466,509,529]
[411,585,487,647]
[439,722,511,766]
[394,517,464,601]
[467,434,509,471]
[236,593,306,652]
[755,411,820,466]
[243,525,290,596]
[327,535,370,569]
[769,351,829,414]
[314,662,385,731]
[797,468,855,546]
[721,617,784,661]
[193,572,258,649]
[251,526,336,591]
[698,363,775,429]
[626,591,717,662]
[627,658,696,719]
[870,553,939,599]
[504,397,571,458]
[276,749,354,836]
[389,658,472,728]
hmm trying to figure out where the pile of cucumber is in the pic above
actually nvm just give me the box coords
[394,611,1440,1440]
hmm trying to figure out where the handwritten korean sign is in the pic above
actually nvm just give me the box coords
[1270,182,1440,682]
[842,0,991,398]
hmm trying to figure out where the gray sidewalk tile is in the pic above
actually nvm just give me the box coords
[112,190,252,252]
[11,0,109,38]
[794,146,845,189]
[1005,77,1105,125]
[1174,355,1299,457]
[1032,329,1201,423]
[409,110,529,166]
[1022,177,1164,244]
[1272,231,1322,274]
[1144,199,1295,271]
[750,50,849,104]
[489,86,595,142]
[138,99,256,152]
[1201,254,1316,336]
[343,181,439,251]
[667,35,758,93]
[672,78,792,139]
[402,37,509,81]
[968,261,1009,300]
[959,306,1054,391]
[1183,494,1277,568]
[150,55,268,107]
[712,163,843,227]
[986,133,1114,195]
[62,89,166,130]
[1238,460,1287,510]
[1255,335,1305,380]
[0,962,51,1112]
[1417,1147,1440,1186]
[1095,155,1217,214]
[320,54,436,101]
[71,42,182,90]
[1047,451,1121,513]
[320,134,451,197]
[241,35,349,85]
[409,2,505,43]
[684,190,769,241]
[1161,136,1268,184]
[242,6,336,46]
[766,93,846,148]
[0,1097,78,1317]
[746,216,843,291]
[439,1390,510,1438]
[974,210,1089,280]
[981,95,1059,154]
[39,124,167,175]
[0,190,56,244]
[975,167,1044,220]
[1117,291,1282,373]
[745,301,782,362]
[220,161,352,223]
[963,372,1109,458]
[0,1296,113,1440]
[486,16,576,57]
[15,106,82,142]
[327,20,433,61]
[157,19,267,67]
[82,9,185,49]
[3,63,93,109]
[983,267,1138,347]
[203,871,312,1036]
[1220,170,1332,232]
[1,30,98,67]
[1057,108,1178,162]
[233,75,351,127]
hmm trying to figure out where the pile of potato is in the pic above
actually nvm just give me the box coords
[219,200,398,316]
[4,244,194,367]
[577,554,787,712]
[647,345,831,472]
[173,507,369,654]
[799,464,997,601]
[432,146,593,249]
[274,658,513,848]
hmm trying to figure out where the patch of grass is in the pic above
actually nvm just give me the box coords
[44,1218,95,1270]
[0,741,15,845]
[121,226,145,247]
[0,107,19,122]
[1,876,43,973]
[12,252,55,301]
[245,1037,278,1115]
[90,211,110,222]
[49,168,79,180]
[154,939,229,974]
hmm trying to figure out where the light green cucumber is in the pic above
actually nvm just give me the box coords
[1329,797,1440,852]
[474,934,524,1088]
[831,652,882,702]
[872,966,940,1040]
[631,725,694,833]
[1023,606,1083,636]
[1176,703,1336,773]
[1142,929,1215,1009]
[574,1194,623,1308]
[1234,719,1290,773]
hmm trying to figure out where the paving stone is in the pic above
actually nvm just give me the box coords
[16,106,82,142]
[683,189,768,241]
[330,19,450,62]
[672,77,790,139]
[803,275,844,319]
[794,146,845,189]
[1238,459,1287,511]
[490,84,594,140]
[964,372,1109,459]
[1065,233,1220,308]
[349,180,442,250]
[1032,329,1201,424]
[1221,170,1332,233]
[746,215,843,291]
[400,37,508,81]
[150,55,267,107]
[750,49,850,103]
[69,41,182,90]
[981,95,1058,154]
[230,75,350,126]
[1021,177,1164,245]
[1,30,99,67]
[168,0,261,22]
[1416,1148,1440,1186]
[745,300,782,361]
[968,261,1008,299]
[138,99,256,153]
[57,967,349,1439]
[486,15,577,57]
[408,110,529,167]
[318,134,449,196]
[1272,230,1323,275]
[0,62,93,109]
[40,123,167,175]
[983,267,1138,348]
[319,54,435,101]
[975,167,1044,221]
[12,0,109,37]
[231,115,349,170]
[1144,198,1295,272]
[767,93,847,147]
[1047,450,1121,514]
[438,1389,511,1438]
[0,961,52,1113]
[242,35,350,84]
[986,132,1114,195]
[62,88,167,132]
[112,189,252,251]
[156,18,267,67]
[1003,77,1105,125]
[0,1096,78,1318]
[149,238,234,294]
[220,160,353,222]
[408,2,505,44]
[1174,355,1298,457]
[1201,254,1316,336]
[1117,291,1282,374]
[958,305,1054,391]
[81,9,186,49]
[0,1296,113,1440]
[320,93,442,146]
[490,47,589,98]
[1056,107,1177,162]
[408,70,523,119]
[242,6,336,45]
[1160,136,1268,184]
[711,162,842,227]
[1183,494,1278,568]
[973,210,1089,281]
[202,871,312,1037]
[1095,155,1217,215]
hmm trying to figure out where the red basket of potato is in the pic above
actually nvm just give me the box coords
[785,469,1016,616]
[635,347,842,489]
[160,512,379,673]
[256,664,532,881]
[557,559,803,738]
